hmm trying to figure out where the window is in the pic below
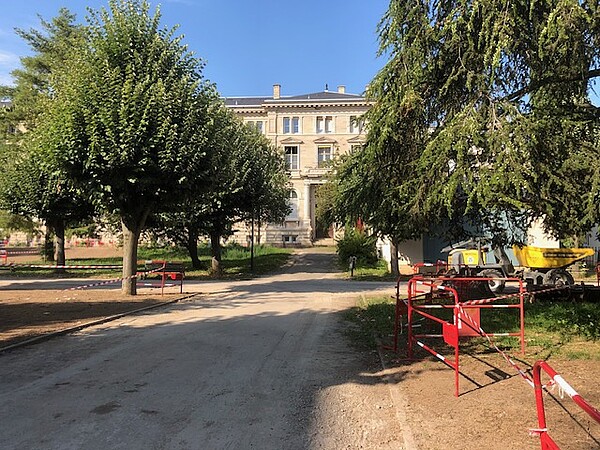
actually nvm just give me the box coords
[349,116,363,134]
[282,235,298,243]
[246,120,264,133]
[317,145,332,168]
[284,146,299,170]
[288,190,298,218]
[283,117,300,134]
[350,144,363,154]
[316,116,334,133]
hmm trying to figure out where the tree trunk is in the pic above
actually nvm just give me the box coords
[54,219,66,273]
[186,229,204,269]
[250,213,255,273]
[122,219,142,295]
[210,230,222,278]
[44,228,55,262]
[390,238,400,278]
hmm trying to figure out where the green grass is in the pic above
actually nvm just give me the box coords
[1,244,292,279]
[344,296,600,360]
[339,259,398,281]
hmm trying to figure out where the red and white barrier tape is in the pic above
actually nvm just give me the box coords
[66,266,165,291]
[456,305,555,390]
[4,250,41,255]
[1,263,122,269]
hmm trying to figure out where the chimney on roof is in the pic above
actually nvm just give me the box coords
[337,85,346,94]
[273,84,281,100]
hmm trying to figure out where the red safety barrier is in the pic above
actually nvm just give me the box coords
[141,260,185,295]
[391,274,526,397]
[532,361,600,449]
[412,260,448,275]
[0,240,6,264]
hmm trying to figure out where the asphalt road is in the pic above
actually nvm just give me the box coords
[0,250,411,450]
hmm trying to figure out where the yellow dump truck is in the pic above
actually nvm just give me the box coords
[443,239,595,293]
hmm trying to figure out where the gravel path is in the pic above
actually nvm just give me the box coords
[0,249,412,449]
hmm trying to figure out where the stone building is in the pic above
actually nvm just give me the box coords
[224,84,370,246]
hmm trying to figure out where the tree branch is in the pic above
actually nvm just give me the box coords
[504,68,600,102]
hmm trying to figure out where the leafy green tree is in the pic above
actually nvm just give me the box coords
[0,9,92,265]
[322,144,424,276]
[148,106,289,277]
[0,139,94,264]
[40,0,215,293]
[8,8,84,131]
[363,0,600,249]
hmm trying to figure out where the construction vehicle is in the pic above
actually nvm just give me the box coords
[441,238,595,293]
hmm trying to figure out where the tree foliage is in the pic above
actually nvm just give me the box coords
[349,0,600,253]
[40,0,216,293]
[148,105,290,276]
[0,8,92,265]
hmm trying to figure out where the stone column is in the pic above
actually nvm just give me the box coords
[303,182,312,242]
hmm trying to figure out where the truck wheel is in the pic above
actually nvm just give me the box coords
[543,269,574,287]
[479,269,505,294]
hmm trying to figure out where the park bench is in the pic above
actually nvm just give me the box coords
[142,260,185,295]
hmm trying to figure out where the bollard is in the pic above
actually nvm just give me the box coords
[348,256,357,277]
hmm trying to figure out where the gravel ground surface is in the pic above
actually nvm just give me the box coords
[1,247,598,449]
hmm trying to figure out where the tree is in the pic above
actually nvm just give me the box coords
[147,106,290,277]
[9,8,83,130]
[0,8,92,265]
[0,139,94,265]
[364,0,599,247]
[322,144,425,276]
[41,0,215,294]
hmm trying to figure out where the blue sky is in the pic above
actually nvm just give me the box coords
[0,0,598,104]
[0,0,389,97]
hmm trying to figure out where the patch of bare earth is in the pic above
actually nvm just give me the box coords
[0,289,173,348]
[383,350,600,449]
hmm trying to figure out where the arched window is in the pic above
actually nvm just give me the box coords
[288,190,298,219]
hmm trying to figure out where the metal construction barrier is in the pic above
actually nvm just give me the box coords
[392,275,526,397]
[0,240,6,264]
[532,361,600,449]
[412,260,448,275]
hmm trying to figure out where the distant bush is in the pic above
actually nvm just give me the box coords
[336,227,378,266]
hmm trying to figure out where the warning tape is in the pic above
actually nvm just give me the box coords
[456,304,555,390]
[3,250,41,255]
[1,263,122,269]
[66,266,164,291]
[459,285,567,306]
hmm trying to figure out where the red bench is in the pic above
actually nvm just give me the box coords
[142,260,185,295]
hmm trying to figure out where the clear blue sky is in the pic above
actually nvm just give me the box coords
[0,0,389,97]
[0,0,598,105]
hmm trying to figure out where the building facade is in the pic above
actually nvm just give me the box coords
[225,84,370,246]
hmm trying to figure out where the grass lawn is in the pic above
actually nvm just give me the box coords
[344,295,600,360]
[1,244,292,279]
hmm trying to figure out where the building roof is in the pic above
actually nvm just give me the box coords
[224,96,272,107]
[224,88,367,109]
[280,91,363,101]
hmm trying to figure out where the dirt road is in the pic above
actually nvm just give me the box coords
[0,249,412,449]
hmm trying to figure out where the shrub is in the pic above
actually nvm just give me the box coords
[336,227,378,266]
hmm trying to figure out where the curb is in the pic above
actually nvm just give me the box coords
[0,292,201,354]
